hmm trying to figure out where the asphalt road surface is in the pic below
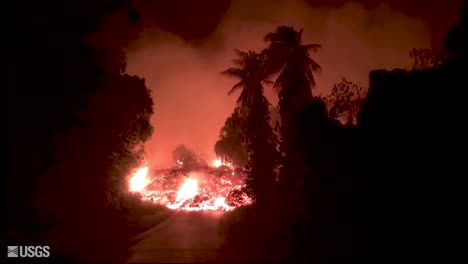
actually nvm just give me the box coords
[127,210,225,263]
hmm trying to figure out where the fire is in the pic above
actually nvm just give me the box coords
[214,197,226,207]
[213,159,222,168]
[129,166,150,192]
[212,159,234,169]
[129,160,253,211]
[176,178,198,202]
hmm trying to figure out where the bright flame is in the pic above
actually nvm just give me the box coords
[129,166,150,192]
[214,197,226,207]
[130,161,253,211]
[212,159,234,169]
[213,159,222,168]
[176,178,198,202]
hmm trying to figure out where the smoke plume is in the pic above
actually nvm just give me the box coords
[122,0,431,168]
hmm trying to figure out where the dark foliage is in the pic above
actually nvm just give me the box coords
[322,78,367,125]
[221,1,467,262]
[214,105,281,169]
[214,106,249,168]
[263,26,322,197]
[293,3,466,259]
[172,144,208,170]
[243,91,279,204]
[4,0,156,262]
[222,50,279,204]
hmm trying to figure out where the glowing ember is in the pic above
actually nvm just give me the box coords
[129,166,150,192]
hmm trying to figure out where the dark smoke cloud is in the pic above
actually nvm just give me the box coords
[122,0,432,168]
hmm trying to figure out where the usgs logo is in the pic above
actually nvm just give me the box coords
[7,246,50,258]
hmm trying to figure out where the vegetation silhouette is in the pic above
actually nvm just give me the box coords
[5,0,466,263]
[214,104,281,169]
[5,0,163,262]
[263,26,322,206]
[322,77,367,125]
[214,105,250,168]
[221,50,279,205]
[219,1,467,262]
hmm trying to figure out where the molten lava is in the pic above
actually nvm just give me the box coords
[213,159,222,168]
[128,159,252,211]
[176,178,198,201]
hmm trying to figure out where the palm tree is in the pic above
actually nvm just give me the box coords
[263,26,321,192]
[222,50,279,205]
[263,26,321,107]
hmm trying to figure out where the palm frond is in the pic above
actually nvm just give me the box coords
[262,79,274,86]
[262,50,288,77]
[265,32,278,42]
[221,68,243,78]
[305,66,316,87]
[234,49,248,60]
[272,66,289,92]
[228,81,245,95]
[232,58,245,67]
[265,26,297,44]
[297,28,304,43]
[263,26,322,97]
[237,89,250,105]
[302,44,322,52]
[223,49,269,107]
[307,57,321,72]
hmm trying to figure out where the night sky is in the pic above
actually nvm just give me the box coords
[85,0,463,168]
[4,0,466,262]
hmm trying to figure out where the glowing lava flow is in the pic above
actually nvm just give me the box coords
[176,178,198,201]
[129,159,253,211]
[164,174,241,211]
[167,178,199,209]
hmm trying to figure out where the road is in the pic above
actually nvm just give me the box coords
[127,210,225,263]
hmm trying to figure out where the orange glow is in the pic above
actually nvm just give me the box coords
[213,159,222,168]
[131,162,253,211]
[214,197,226,207]
[176,178,198,202]
[212,159,234,169]
[129,166,150,192]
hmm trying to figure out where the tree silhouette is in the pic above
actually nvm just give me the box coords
[172,144,208,170]
[215,105,280,169]
[322,78,367,125]
[263,26,321,193]
[219,1,468,261]
[269,105,282,140]
[5,1,156,261]
[409,35,449,69]
[222,50,279,204]
[214,105,249,168]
